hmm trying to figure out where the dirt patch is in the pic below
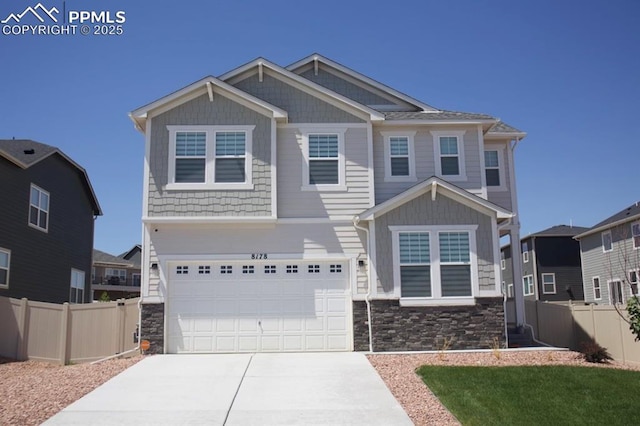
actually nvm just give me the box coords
[0,355,142,425]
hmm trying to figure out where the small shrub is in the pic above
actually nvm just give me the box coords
[627,296,640,341]
[437,337,454,361]
[580,341,613,363]
[490,337,502,360]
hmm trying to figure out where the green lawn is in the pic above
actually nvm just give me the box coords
[417,365,640,426]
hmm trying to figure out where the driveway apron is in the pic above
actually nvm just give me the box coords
[43,352,413,425]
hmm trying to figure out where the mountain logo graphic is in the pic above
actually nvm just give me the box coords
[2,3,59,24]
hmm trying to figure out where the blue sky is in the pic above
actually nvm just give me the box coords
[1,0,638,255]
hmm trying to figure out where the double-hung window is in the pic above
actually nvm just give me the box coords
[484,149,505,190]
[29,184,49,231]
[70,269,85,304]
[301,129,345,190]
[382,131,416,181]
[392,225,477,305]
[629,270,639,296]
[602,230,613,252]
[522,241,529,263]
[542,273,556,294]
[167,125,254,189]
[432,131,466,181]
[632,221,640,250]
[106,268,127,284]
[0,248,10,288]
[523,275,534,296]
[592,277,601,300]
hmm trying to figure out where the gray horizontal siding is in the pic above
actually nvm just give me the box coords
[234,73,364,124]
[148,93,272,217]
[485,142,512,211]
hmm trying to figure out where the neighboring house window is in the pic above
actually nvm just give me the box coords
[215,132,246,183]
[0,248,10,288]
[484,150,505,189]
[523,275,534,296]
[507,283,514,298]
[542,273,556,294]
[522,241,529,263]
[167,125,254,189]
[382,131,416,182]
[629,270,638,296]
[632,221,640,250]
[500,251,506,270]
[70,269,85,304]
[391,225,477,304]
[609,280,624,304]
[29,184,49,231]
[431,131,466,181]
[602,231,613,252]
[131,273,141,287]
[593,277,601,300]
[105,268,127,284]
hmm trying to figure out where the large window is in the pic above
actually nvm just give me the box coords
[167,125,254,189]
[0,248,10,288]
[523,275,534,296]
[632,221,640,250]
[382,131,416,182]
[432,131,466,181]
[392,226,477,304]
[29,184,49,231]
[542,273,556,294]
[70,269,85,304]
[105,268,127,284]
[592,277,601,300]
[602,231,613,252]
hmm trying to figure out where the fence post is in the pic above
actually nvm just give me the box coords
[16,298,28,361]
[59,303,70,365]
[618,308,627,364]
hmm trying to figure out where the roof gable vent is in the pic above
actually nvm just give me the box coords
[23,149,35,155]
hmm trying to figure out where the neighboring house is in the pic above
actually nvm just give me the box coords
[92,246,141,300]
[0,139,102,304]
[129,54,526,354]
[575,202,640,305]
[501,225,587,308]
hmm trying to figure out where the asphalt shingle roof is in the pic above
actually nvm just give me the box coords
[383,110,495,121]
[0,139,58,166]
[529,225,590,237]
[487,121,524,134]
[93,249,134,267]
[590,203,640,231]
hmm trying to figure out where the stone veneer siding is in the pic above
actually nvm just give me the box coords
[141,303,164,355]
[353,298,505,352]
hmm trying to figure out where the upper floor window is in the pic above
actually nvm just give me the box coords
[542,273,556,294]
[105,268,127,283]
[632,221,640,250]
[523,275,534,296]
[431,131,466,181]
[484,149,506,190]
[391,225,477,305]
[301,129,346,191]
[70,269,85,304]
[500,250,506,270]
[592,277,601,300]
[522,241,529,263]
[602,230,613,252]
[29,184,49,232]
[167,125,254,190]
[0,248,10,288]
[382,131,416,182]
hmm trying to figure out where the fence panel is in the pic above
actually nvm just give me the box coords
[0,297,22,359]
[25,301,64,363]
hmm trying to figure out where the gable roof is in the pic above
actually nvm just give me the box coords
[574,202,640,239]
[129,75,289,132]
[0,139,102,215]
[218,57,385,122]
[486,121,527,138]
[356,176,513,221]
[529,225,590,238]
[286,53,438,112]
[93,249,134,267]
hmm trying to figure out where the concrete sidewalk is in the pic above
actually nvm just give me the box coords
[44,353,413,425]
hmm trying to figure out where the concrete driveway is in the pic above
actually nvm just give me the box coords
[44,353,413,425]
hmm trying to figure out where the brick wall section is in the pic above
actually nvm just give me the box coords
[353,298,505,352]
[141,303,164,354]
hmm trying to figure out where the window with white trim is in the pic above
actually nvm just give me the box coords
[523,275,534,296]
[500,250,506,270]
[507,283,514,298]
[105,268,126,281]
[593,277,601,300]
[70,269,85,304]
[542,273,556,294]
[632,221,640,250]
[29,184,49,231]
[432,131,466,181]
[602,231,613,252]
[0,248,10,288]
[308,134,339,185]
[609,280,624,304]
[392,226,477,304]
[484,150,501,187]
[522,241,529,263]
[167,125,254,189]
[382,131,416,182]
[629,270,638,296]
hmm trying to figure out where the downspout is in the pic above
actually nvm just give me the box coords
[353,217,374,352]
[498,218,513,347]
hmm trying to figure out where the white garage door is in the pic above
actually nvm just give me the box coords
[167,260,352,353]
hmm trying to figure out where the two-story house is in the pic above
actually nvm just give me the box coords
[92,246,141,300]
[501,225,587,306]
[575,202,640,305]
[0,139,102,304]
[130,54,526,354]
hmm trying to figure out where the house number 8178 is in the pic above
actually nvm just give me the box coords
[251,253,268,259]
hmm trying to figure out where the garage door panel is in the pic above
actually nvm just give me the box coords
[167,260,351,353]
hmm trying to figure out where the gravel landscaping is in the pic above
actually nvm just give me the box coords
[0,355,142,426]
[368,349,640,426]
